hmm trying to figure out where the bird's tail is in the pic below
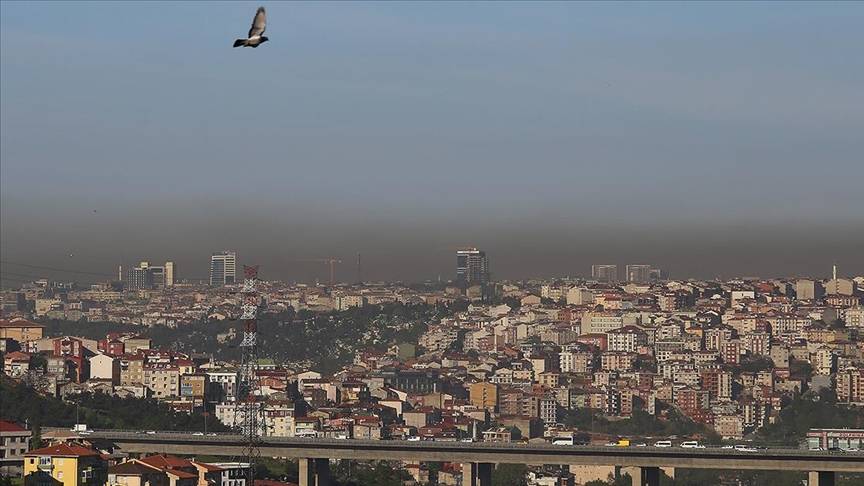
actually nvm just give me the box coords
[233,39,247,48]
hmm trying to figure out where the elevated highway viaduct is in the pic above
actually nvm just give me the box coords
[84,430,864,486]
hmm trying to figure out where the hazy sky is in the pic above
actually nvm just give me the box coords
[2,1,863,284]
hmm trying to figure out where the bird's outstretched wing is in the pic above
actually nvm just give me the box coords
[248,7,266,38]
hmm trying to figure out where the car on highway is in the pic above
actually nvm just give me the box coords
[653,440,672,448]
[680,441,705,449]
[605,439,630,447]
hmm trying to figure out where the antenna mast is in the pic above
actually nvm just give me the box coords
[234,265,265,484]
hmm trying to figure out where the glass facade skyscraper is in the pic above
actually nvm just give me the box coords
[456,248,489,285]
[210,251,237,286]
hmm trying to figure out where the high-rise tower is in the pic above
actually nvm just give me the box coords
[592,264,618,283]
[210,251,237,286]
[456,248,490,285]
[164,261,175,287]
[626,264,651,283]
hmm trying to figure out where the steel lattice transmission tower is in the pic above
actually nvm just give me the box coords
[234,265,266,484]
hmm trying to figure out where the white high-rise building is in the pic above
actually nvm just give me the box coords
[592,264,618,283]
[626,264,651,283]
[164,261,175,287]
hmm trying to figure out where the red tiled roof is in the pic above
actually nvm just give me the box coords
[26,443,100,457]
[0,420,28,432]
[165,469,198,479]
[0,318,44,328]
[109,461,163,475]
[139,454,192,470]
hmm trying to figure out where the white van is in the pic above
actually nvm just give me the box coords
[680,441,705,448]
[653,440,672,448]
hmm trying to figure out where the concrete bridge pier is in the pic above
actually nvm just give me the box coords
[623,466,660,486]
[462,462,493,486]
[808,471,835,486]
[298,458,331,486]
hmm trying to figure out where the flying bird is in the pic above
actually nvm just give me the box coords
[233,7,269,48]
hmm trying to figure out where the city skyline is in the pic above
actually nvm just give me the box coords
[2,2,863,283]
[2,253,861,289]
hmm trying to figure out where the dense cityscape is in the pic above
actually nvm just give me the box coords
[3,1,863,486]
[2,249,863,486]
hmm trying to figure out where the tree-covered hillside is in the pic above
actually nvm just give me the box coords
[0,376,227,441]
[41,302,446,373]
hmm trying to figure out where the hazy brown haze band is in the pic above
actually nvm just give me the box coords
[1,195,862,283]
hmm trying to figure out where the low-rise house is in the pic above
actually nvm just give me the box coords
[23,443,106,486]
[0,420,32,476]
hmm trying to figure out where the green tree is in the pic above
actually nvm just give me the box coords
[753,389,864,446]
[30,422,42,449]
[340,461,410,486]
[28,353,47,372]
[40,303,445,374]
[789,358,813,381]
[500,296,522,310]
[491,464,527,486]
[0,377,229,432]
[738,356,774,373]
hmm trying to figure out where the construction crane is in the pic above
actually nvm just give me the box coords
[290,258,342,286]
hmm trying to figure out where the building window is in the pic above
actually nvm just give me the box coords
[39,456,51,465]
